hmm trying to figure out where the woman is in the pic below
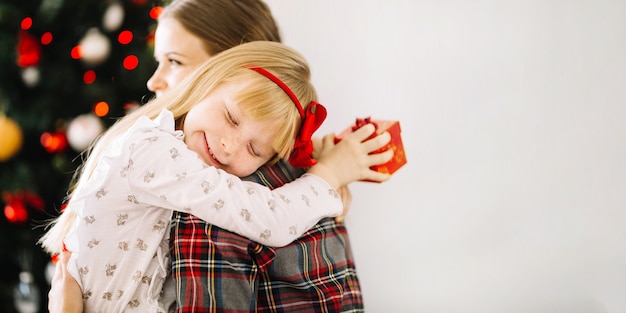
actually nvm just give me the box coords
[43,40,389,312]
[152,2,366,312]
[50,1,368,312]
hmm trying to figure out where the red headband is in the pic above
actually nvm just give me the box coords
[247,66,327,168]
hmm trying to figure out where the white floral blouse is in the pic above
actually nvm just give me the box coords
[64,109,341,313]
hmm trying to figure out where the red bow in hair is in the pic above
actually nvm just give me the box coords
[289,101,327,167]
[246,66,327,168]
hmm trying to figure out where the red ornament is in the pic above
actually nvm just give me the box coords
[40,131,68,153]
[2,190,45,223]
[2,190,43,223]
[4,199,28,223]
[16,31,41,67]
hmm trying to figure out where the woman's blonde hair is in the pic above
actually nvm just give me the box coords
[39,41,318,254]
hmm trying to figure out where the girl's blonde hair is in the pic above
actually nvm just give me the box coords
[39,41,318,254]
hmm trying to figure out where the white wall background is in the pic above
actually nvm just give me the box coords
[264,1,626,312]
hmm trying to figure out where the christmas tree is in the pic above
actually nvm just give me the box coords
[0,0,159,311]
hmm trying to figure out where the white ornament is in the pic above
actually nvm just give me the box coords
[21,66,40,87]
[66,114,105,152]
[79,28,111,66]
[103,2,125,32]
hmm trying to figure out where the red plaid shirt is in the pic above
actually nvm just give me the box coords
[170,159,364,312]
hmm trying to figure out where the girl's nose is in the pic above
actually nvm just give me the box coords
[221,136,242,154]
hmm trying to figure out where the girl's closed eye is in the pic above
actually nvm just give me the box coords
[248,143,261,157]
[226,109,239,126]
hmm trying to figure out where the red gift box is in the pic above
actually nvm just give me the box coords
[334,117,407,182]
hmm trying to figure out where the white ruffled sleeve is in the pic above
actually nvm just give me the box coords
[123,110,342,247]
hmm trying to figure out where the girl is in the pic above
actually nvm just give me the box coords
[41,41,391,312]
[151,1,367,311]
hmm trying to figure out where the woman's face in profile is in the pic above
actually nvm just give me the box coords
[146,17,212,98]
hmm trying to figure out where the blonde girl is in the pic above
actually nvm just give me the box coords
[41,41,392,312]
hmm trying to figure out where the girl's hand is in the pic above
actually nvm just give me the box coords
[308,123,393,189]
[49,251,82,313]
[312,134,353,222]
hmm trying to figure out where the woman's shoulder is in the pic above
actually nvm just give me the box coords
[131,109,179,133]
[125,109,183,142]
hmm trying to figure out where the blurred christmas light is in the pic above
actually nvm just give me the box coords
[118,30,133,44]
[2,190,41,223]
[66,114,104,151]
[40,131,68,153]
[21,67,40,87]
[41,32,53,45]
[94,101,110,117]
[79,28,111,65]
[70,46,81,59]
[20,17,32,30]
[123,55,139,70]
[150,6,163,19]
[83,70,96,84]
[103,2,125,32]
[4,200,28,223]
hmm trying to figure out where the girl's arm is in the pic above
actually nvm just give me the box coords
[125,113,391,247]
[125,126,339,247]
